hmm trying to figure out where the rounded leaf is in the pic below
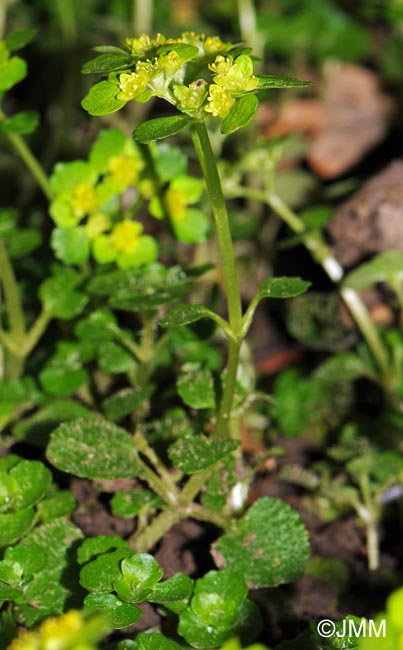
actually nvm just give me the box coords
[212,497,310,588]
[47,417,141,479]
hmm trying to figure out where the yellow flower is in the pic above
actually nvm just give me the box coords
[209,55,232,76]
[70,183,98,218]
[204,36,228,54]
[117,70,149,101]
[85,212,111,240]
[107,155,142,187]
[125,33,166,57]
[8,630,40,650]
[165,188,187,222]
[41,610,82,649]
[205,85,234,118]
[112,219,143,253]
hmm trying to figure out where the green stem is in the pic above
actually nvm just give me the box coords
[189,503,230,529]
[358,474,380,571]
[128,505,184,552]
[23,309,52,356]
[214,339,242,439]
[134,431,178,501]
[340,287,392,388]
[236,0,264,64]
[179,468,216,506]
[4,129,53,201]
[231,184,392,387]
[55,0,78,46]
[191,121,244,439]
[191,122,243,332]
[0,240,25,343]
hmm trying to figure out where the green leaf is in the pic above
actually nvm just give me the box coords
[256,276,311,299]
[157,43,199,62]
[51,226,90,265]
[77,536,130,565]
[39,365,87,398]
[37,490,76,522]
[47,417,142,479]
[160,304,215,328]
[178,607,231,648]
[50,160,97,195]
[313,353,370,384]
[212,497,310,587]
[168,436,238,473]
[123,633,183,650]
[257,74,312,89]
[111,489,162,518]
[133,116,193,144]
[80,548,133,593]
[14,519,83,626]
[0,55,27,91]
[0,543,47,584]
[10,460,52,509]
[221,95,258,135]
[39,272,88,319]
[82,53,132,74]
[0,111,39,134]
[192,569,248,628]
[89,128,129,172]
[113,554,164,603]
[81,80,126,116]
[0,509,35,547]
[84,593,142,628]
[148,573,193,604]
[97,341,135,374]
[103,386,153,422]
[344,250,403,290]
[4,28,36,52]
[177,364,215,409]
[6,228,42,258]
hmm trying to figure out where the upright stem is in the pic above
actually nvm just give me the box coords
[0,240,25,343]
[132,0,153,36]
[191,122,243,332]
[191,121,243,438]
[230,184,393,389]
[5,129,53,201]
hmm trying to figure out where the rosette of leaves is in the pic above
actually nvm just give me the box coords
[81,31,310,137]
[77,539,193,629]
[49,128,157,268]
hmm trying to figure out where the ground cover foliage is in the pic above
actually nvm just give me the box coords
[1,1,403,649]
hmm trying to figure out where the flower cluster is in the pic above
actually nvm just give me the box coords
[49,129,158,269]
[8,610,106,650]
[114,32,257,119]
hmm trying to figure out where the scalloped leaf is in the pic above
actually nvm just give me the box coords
[113,554,164,603]
[133,116,193,143]
[84,593,142,628]
[212,497,310,587]
[177,364,215,410]
[168,436,238,473]
[47,417,141,479]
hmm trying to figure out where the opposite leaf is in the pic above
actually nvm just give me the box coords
[133,116,193,143]
[257,277,311,300]
[47,417,141,479]
[168,436,238,473]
